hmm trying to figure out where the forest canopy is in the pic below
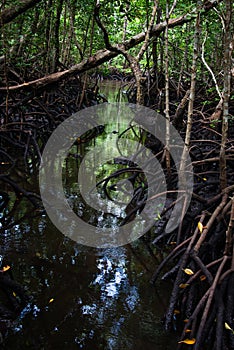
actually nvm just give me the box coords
[0,0,231,90]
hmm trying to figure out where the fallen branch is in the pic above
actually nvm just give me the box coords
[0,1,220,92]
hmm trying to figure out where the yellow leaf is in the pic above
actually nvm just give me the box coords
[13,292,17,297]
[170,241,177,245]
[36,252,41,257]
[200,275,206,281]
[3,265,10,271]
[203,178,207,181]
[178,338,196,345]
[183,268,194,275]
[185,329,192,333]
[225,322,233,331]
[179,283,190,289]
[174,309,180,315]
[49,298,54,304]
[198,222,204,233]
[184,319,189,323]
[1,265,10,272]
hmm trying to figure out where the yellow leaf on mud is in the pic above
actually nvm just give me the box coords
[13,292,17,297]
[49,298,54,304]
[174,309,180,315]
[183,268,194,275]
[3,265,10,271]
[1,265,10,272]
[198,222,204,233]
[185,329,192,333]
[200,275,206,281]
[178,338,196,345]
[179,283,190,289]
[225,322,233,331]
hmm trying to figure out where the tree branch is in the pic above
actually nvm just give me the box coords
[0,1,220,92]
[0,0,43,28]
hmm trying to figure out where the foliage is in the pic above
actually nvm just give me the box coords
[0,0,231,81]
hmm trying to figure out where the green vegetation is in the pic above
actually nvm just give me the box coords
[0,0,233,349]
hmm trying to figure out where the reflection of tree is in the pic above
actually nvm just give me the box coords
[0,180,41,232]
[0,175,41,340]
[83,250,141,349]
[0,250,30,340]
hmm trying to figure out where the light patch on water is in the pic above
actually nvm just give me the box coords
[93,256,127,298]
[32,304,41,318]
[81,304,97,315]
[125,286,139,311]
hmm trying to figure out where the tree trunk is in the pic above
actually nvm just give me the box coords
[219,0,232,190]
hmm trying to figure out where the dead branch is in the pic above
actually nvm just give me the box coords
[0,1,220,92]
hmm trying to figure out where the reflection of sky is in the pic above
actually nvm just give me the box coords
[81,249,139,343]
[94,256,126,298]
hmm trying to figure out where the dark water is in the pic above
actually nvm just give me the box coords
[1,81,177,349]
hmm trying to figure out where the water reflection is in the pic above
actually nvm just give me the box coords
[1,207,177,349]
[1,81,177,349]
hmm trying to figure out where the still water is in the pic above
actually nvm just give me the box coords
[1,81,177,349]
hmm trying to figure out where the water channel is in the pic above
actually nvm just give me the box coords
[1,81,177,349]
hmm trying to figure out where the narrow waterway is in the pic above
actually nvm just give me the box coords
[1,80,177,349]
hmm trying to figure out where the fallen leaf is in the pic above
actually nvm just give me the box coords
[178,338,196,345]
[198,222,204,233]
[0,265,10,272]
[183,268,194,275]
[49,298,54,304]
[200,275,206,281]
[13,292,17,297]
[179,283,190,289]
[174,309,180,315]
[3,265,10,271]
[185,329,192,333]
[225,322,233,331]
